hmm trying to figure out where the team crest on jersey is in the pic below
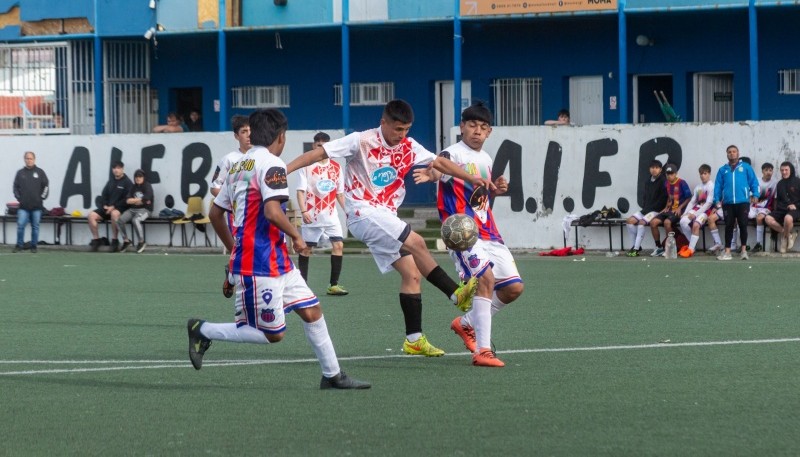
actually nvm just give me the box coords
[371,166,397,187]
[468,254,480,269]
[260,308,276,323]
[265,167,288,189]
[316,178,336,194]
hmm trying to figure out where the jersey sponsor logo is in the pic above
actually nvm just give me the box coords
[371,166,397,187]
[230,158,255,174]
[265,167,288,189]
[439,150,451,160]
[316,178,336,194]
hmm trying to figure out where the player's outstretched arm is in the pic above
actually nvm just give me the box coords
[286,147,329,174]
[412,164,441,184]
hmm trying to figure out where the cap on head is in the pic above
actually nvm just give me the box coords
[134,169,146,179]
[664,163,677,174]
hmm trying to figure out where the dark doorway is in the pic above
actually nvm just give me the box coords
[634,75,673,124]
[173,87,203,131]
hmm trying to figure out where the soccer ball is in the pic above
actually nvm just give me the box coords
[441,213,478,251]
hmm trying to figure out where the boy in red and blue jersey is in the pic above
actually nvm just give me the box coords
[415,101,524,367]
[187,108,369,390]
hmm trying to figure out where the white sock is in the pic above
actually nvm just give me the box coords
[757,225,764,244]
[491,291,509,316]
[406,332,422,342]
[626,223,637,246]
[711,229,721,245]
[200,322,268,344]
[689,234,699,251]
[471,296,493,350]
[634,225,646,249]
[303,316,340,378]
[679,219,692,239]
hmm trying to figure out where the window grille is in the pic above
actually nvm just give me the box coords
[333,82,394,106]
[231,85,290,108]
[778,69,800,94]
[491,77,542,126]
[0,43,70,134]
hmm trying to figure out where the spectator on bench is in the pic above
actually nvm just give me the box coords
[649,163,691,257]
[88,161,132,252]
[749,162,777,253]
[625,160,667,257]
[765,162,800,253]
[117,169,154,253]
[678,164,715,257]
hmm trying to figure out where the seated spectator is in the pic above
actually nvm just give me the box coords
[749,162,777,252]
[649,163,691,256]
[117,169,154,253]
[544,109,571,126]
[88,161,132,252]
[625,160,667,257]
[185,109,203,132]
[765,161,800,253]
[152,112,187,133]
[677,164,715,257]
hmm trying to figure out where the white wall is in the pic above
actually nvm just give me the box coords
[454,121,800,249]
[4,122,800,249]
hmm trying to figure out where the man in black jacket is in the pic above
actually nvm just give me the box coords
[12,151,49,253]
[765,162,800,253]
[625,159,668,256]
[88,161,132,252]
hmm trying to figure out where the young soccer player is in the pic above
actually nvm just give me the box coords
[285,99,489,357]
[295,132,349,295]
[677,164,715,257]
[625,160,667,257]
[188,108,370,390]
[649,163,691,257]
[415,102,524,367]
[749,162,776,252]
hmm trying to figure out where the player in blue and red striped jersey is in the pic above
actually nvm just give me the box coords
[187,108,369,390]
[415,101,524,368]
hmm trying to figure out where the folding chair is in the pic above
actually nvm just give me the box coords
[173,196,211,246]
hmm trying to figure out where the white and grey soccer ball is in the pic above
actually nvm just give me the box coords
[441,213,478,251]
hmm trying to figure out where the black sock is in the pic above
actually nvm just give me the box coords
[399,293,423,335]
[425,266,459,298]
[298,255,310,281]
[329,255,342,286]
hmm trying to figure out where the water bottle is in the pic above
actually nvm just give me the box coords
[605,251,620,257]
[664,232,677,259]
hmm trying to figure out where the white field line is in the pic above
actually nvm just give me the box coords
[0,337,798,376]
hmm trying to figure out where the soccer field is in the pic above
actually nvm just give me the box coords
[1,250,799,456]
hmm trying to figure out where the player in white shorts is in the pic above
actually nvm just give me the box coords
[678,164,714,257]
[189,108,369,390]
[286,99,491,358]
[296,132,349,296]
[415,102,523,368]
[749,162,776,252]
[625,160,667,257]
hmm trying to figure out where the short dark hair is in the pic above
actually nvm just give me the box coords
[558,108,570,118]
[112,160,124,169]
[248,109,288,147]
[649,160,663,168]
[231,115,249,134]
[699,164,711,174]
[134,169,146,179]
[382,99,414,124]
[780,161,793,169]
[313,131,330,143]
[461,101,493,125]
[761,162,774,171]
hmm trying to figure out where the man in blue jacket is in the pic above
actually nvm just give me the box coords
[713,145,759,260]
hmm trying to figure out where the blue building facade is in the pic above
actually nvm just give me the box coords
[1,0,799,204]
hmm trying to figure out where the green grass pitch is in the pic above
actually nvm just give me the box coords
[1,250,799,456]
